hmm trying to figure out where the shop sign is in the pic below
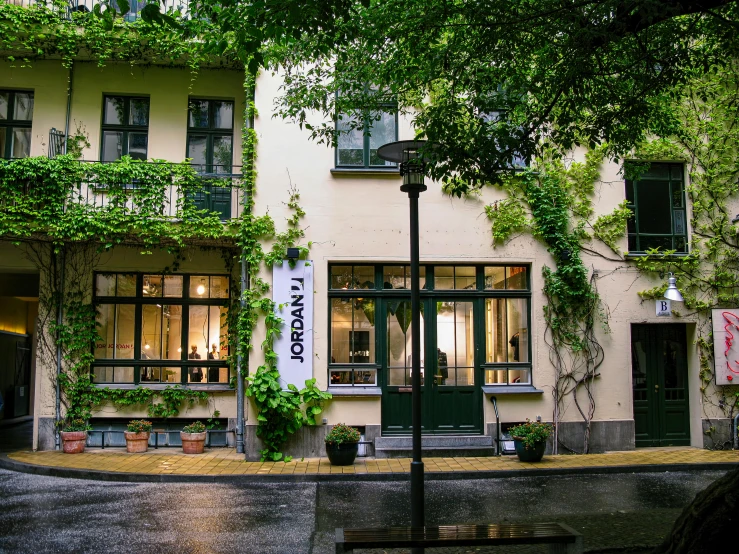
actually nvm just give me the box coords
[273,260,314,390]
[712,308,739,385]
[656,299,671,317]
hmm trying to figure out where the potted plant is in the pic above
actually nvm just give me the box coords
[325,423,361,466]
[124,420,152,453]
[509,419,552,462]
[180,421,207,454]
[59,418,91,454]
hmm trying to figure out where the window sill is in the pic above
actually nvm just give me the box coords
[327,386,382,396]
[625,252,690,259]
[330,168,400,177]
[482,385,543,395]
[94,384,234,392]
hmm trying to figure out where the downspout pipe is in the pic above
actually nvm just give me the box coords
[54,247,65,450]
[236,72,256,455]
[63,61,74,154]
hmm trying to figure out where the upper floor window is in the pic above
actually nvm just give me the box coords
[626,162,687,254]
[0,90,34,159]
[187,99,234,174]
[101,95,149,161]
[479,110,527,169]
[336,104,398,169]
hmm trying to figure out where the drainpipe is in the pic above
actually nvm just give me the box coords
[63,61,74,154]
[54,247,65,450]
[236,73,256,455]
[734,413,739,450]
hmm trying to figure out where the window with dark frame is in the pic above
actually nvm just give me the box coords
[328,264,532,387]
[0,90,34,159]
[101,95,150,161]
[187,98,234,175]
[92,273,231,386]
[335,103,398,169]
[625,162,688,254]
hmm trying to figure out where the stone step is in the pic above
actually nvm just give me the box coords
[373,435,496,459]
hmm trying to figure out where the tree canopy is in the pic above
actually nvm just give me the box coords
[189,0,738,190]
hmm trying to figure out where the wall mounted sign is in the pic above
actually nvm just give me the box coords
[712,308,739,385]
[656,299,671,317]
[273,260,314,390]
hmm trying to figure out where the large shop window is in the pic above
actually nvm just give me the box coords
[93,273,230,385]
[0,90,34,159]
[328,264,531,387]
[335,101,398,169]
[626,162,687,253]
[101,95,150,161]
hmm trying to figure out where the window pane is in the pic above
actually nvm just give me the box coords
[210,276,229,298]
[102,131,123,161]
[506,298,528,363]
[331,298,376,364]
[331,266,352,289]
[92,366,113,383]
[213,101,233,129]
[96,274,116,296]
[129,98,149,126]
[189,100,209,128]
[509,369,531,384]
[673,210,686,235]
[96,304,135,359]
[435,266,454,290]
[162,367,181,384]
[213,135,233,173]
[164,275,183,297]
[636,180,671,234]
[0,92,7,119]
[484,267,506,290]
[187,135,207,170]
[117,274,137,296]
[142,274,163,297]
[455,266,476,290]
[436,301,474,386]
[140,366,161,383]
[672,181,684,208]
[164,305,182,360]
[0,128,5,157]
[142,305,163,360]
[640,236,672,251]
[207,367,229,384]
[92,367,134,383]
[188,305,207,383]
[355,266,374,289]
[485,369,508,385]
[506,266,528,289]
[13,93,34,121]
[190,276,209,297]
[104,97,125,125]
[355,369,376,385]
[337,114,364,166]
[485,298,506,363]
[387,298,424,386]
[368,111,396,166]
[330,370,352,385]
[95,304,116,359]
[11,128,31,158]
[128,132,148,160]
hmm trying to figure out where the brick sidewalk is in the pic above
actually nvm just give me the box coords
[7,446,738,478]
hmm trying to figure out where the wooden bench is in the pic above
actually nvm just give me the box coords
[335,522,582,553]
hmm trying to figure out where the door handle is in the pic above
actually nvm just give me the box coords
[654,384,659,392]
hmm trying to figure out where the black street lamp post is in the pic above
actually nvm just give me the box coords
[377,140,436,552]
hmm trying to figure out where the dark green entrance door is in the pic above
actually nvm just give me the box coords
[381,297,482,435]
[631,324,690,446]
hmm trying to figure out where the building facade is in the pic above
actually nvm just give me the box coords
[0,0,734,458]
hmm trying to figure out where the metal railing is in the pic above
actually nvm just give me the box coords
[2,159,245,222]
[3,0,189,20]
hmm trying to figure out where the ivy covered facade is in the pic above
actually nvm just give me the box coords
[0,1,737,459]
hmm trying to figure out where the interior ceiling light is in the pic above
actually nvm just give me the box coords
[196,279,206,296]
[144,343,150,350]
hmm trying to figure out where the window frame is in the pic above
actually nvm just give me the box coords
[100,94,150,161]
[91,272,231,386]
[0,89,34,159]
[334,102,399,169]
[625,162,688,254]
[327,264,532,387]
[186,97,235,175]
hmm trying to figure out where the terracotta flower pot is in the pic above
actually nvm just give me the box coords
[180,431,206,454]
[60,431,87,454]
[124,431,151,453]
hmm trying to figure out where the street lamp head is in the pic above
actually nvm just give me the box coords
[376,140,439,194]
[664,272,684,302]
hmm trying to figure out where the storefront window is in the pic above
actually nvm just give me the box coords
[93,273,230,385]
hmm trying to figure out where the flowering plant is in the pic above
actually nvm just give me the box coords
[325,423,360,445]
[127,420,153,433]
[508,419,552,450]
[60,418,91,433]
[182,421,206,434]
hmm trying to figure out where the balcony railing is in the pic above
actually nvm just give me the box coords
[0,159,245,233]
[3,0,189,21]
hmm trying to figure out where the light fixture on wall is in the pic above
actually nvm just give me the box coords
[196,279,206,296]
[144,342,150,350]
[286,247,300,260]
[663,272,684,302]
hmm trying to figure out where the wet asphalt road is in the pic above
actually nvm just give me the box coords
[0,423,726,553]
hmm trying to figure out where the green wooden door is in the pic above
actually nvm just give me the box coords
[631,324,690,447]
[381,297,482,435]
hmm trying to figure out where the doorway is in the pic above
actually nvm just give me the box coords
[631,324,690,446]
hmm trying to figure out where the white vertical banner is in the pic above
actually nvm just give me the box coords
[273,260,313,390]
[712,308,739,385]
